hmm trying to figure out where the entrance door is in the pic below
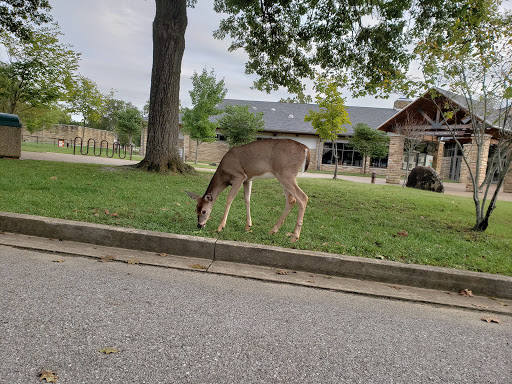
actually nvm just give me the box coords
[449,155,462,181]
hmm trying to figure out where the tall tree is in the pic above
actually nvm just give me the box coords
[349,123,390,175]
[414,0,512,231]
[142,0,464,173]
[304,76,350,180]
[181,68,227,163]
[137,0,195,173]
[0,25,80,114]
[217,104,265,147]
[0,0,52,42]
[66,75,105,136]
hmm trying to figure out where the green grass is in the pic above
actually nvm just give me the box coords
[21,142,144,161]
[1,158,511,276]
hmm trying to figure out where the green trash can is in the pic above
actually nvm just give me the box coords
[0,113,22,159]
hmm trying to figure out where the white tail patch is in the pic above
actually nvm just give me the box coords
[301,148,308,174]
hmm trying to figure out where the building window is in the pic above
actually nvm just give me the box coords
[322,142,364,167]
[216,134,226,142]
[371,155,388,168]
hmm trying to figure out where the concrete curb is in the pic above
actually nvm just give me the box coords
[1,211,511,300]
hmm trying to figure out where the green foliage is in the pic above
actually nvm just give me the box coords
[217,104,265,147]
[0,0,52,42]
[212,0,480,98]
[0,25,80,114]
[181,68,227,144]
[305,76,350,178]
[116,106,142,145]
[349,123,390,174]
[19,103,71,133]
[66,75,105,129]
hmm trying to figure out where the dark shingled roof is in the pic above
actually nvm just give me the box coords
[213,99,399,136]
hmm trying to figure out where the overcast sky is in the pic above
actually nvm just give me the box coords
[49,0,401,112]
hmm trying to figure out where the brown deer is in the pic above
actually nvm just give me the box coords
[186,139,310,242]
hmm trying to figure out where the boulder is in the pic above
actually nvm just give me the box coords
[406,166,444,193]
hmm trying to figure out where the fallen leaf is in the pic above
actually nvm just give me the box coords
[375,255,385,260]
[110,213,119,217]
[175,202,181,206]
[160,207,170,211]
[126,259,139,265]
[189,264,207,269]
[276,270,289,275]
[50,176,57,180]
[472,304,488,309]
[157,253,168,257]
[52,259,65,263]
[459,289,474,297]
[388,285,402,290]
[322,242,329,246]
[306,280,315,283]
[481,317,501,324]
[324,276,332,279]
[99,255,116,263]
[395,231,409,238]
[99,347,120,354]
[39,369,58,383]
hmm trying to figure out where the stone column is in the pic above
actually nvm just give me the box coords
[386,134,405,184]
[462,135,491,191]
[504,168,512,193]
[432,140,444,174]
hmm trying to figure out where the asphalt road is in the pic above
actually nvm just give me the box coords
[1,245,511,384]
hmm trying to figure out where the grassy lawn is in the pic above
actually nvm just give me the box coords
[21,142,144,162]
[1,158,511,276]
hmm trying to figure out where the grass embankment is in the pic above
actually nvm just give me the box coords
[1,158,511,275]
[21,142,144,161]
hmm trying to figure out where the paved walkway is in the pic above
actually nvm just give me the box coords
[20,151,512,202]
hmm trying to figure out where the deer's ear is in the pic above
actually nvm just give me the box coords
[204,194,213,202]
[186,191,201,201]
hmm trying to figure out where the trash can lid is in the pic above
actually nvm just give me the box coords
[0,113,21,128]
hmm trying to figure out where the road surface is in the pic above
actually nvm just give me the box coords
[1,245,510,383]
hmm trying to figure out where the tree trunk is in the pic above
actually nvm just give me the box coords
[137,0,193,173]
[333,141,338,180]
[195,139,199,164]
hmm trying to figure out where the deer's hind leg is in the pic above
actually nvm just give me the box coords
[269,186,296,236]
[271,176,308,242]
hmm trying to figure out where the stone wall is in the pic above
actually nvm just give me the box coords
[460,135,491,191]
[386,135,405,184]
[22,125,116,145]
[186,137,229,164]
[441,157,451,180]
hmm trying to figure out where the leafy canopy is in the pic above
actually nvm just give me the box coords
[217,104,265,147]
[0,25,80,114]
[0,0,52,42]
[213,0,480,98]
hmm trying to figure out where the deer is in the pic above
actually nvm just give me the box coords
[186,139,310,242]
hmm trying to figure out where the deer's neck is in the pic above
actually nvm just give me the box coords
[204,168,230,201]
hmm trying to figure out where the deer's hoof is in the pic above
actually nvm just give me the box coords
[290,235,299,243]
[245,225,252,231]
[216,226,224,233]
[269,228,278,235]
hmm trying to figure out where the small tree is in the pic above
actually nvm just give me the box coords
[414,0,512,231]
[304,76,350,179]
[181,68,227,163]
[392,110,425,185]
[349,123,390,175]
[217,104,264,147]
[116,106,142,145]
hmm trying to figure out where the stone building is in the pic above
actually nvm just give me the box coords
[377,88,512,193]
[184,99,398,175]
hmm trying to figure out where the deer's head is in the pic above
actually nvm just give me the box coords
[186,191,213,229]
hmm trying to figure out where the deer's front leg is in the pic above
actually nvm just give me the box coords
[217,179,244,232]
[243,180,252,231]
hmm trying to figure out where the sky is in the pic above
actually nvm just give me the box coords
[48,0,402,112]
